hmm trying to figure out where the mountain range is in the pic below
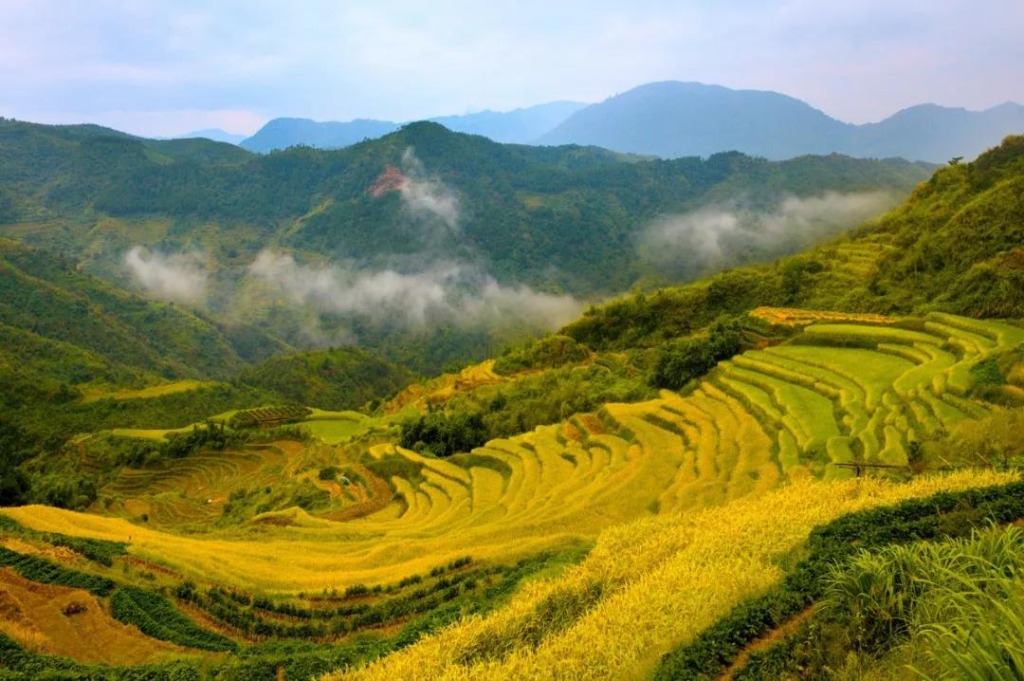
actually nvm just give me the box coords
[226,81,1023,163]
[237,101,586,153]
[0,118,931,375]
[1,127,1023,679]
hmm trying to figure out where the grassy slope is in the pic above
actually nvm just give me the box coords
[0,137,1021,677]
[562,135,1024,351]
[5,312,1019,591]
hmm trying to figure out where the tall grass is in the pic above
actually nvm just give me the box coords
[823,524,1024,679]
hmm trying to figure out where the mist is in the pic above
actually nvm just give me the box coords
[122,150,582,352]
[637,191,898,279]
[123,246,208,304]
[399,148,460,230]
[247,250,582,334]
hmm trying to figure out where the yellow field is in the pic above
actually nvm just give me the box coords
[333,470,1014,681]
[80,379,213,404]
[751,306,897,327]
[4,313,1017,598]
[0,568,193,665]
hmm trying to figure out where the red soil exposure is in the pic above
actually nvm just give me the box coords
[368,166,408,197]
[1001,248,1024,271]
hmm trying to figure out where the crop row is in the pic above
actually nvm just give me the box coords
[229,405,313,428]
[0,546,115,596]
[656,478,1024,679]
[110,586,237,652]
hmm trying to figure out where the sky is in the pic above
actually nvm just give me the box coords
[1,0,1021,138]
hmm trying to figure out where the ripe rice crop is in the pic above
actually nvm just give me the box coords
[333,470,1014,681]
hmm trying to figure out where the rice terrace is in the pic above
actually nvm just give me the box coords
[5,298,1024,677]
[2,15,1024,676]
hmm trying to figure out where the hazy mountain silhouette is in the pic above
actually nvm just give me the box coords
[241,101,587,152]
[538,81,1024,162]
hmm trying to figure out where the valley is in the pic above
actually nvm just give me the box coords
[0,124,1023,679]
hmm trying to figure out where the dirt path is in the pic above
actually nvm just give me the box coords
[718,605,816,680]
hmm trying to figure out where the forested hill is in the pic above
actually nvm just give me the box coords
[564,135,1024,350]
[0,238,276,380]
[0,118,932,297]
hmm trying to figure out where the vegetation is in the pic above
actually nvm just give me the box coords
[237,347,411,411]
[0,125,1023,679]
[734,523,1024,679]
[110,586,237,652]
[650,319,743,389]
[563,136,1024,351]
[0,546,115,596]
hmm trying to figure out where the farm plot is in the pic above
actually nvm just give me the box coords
[0,568,190,665]
[94,441,383,531]
[5,313,1015,599]
[334,470,1014,681]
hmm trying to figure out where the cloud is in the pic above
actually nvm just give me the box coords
[247,250,581,334]
[638,191,898,278]
[2,0,1023,137]
[398,148,460,230]
[123,246,209,303]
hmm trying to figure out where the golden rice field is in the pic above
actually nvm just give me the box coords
[331,470,1016,681]
[385,359,504,413]
[4,313,1019,603]
[750,306,896,327]
[80,379,213,404]
[0,567,192,665]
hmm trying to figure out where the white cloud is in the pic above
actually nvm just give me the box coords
[247,250,581,333]
[638,191,898,275]
[398,148,460,230]
[123,246,208,304]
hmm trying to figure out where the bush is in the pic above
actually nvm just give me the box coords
[651,321,742,390]
[110,586,237,652]
[399,412,487,458]
[0,546,115,596]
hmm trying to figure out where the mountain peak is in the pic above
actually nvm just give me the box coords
[538,81,846,160]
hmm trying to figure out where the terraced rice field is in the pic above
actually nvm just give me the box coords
[7,312,1019,597]
[0,568,189,664]
[335,470,1016,681]
[385,360,504,413]
[93,440,382,530]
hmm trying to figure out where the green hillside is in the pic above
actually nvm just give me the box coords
[0,118,931,296]
[0,238,273,380]
[0,118,934,375]
[0,132,1023,679]
[564,135,1024,350]
[0,239,242,380]
[238,346,412,410]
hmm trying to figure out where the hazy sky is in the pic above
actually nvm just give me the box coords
[2,0,1021,137]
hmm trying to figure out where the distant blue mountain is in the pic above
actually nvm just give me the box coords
[430,101,587,143]
[240,118,401,153]
[537,81,1024,162]
[240,101,588,152]
[176,128,248,145]
[854,102,1024,162]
